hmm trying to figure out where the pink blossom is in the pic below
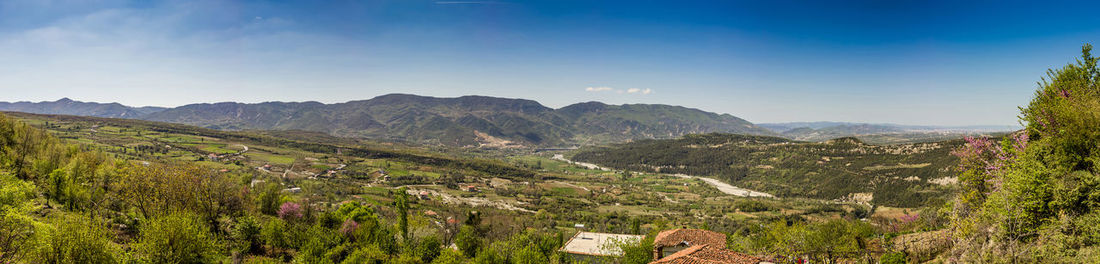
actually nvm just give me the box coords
[340,219,359,236]
[278,202,303,220]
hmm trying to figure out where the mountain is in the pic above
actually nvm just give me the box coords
[140,94,775,146]
[570,133,964,207]
[759,121,1017,144]
[0,98,165,118]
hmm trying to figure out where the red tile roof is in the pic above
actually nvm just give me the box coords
[650,245,765,264]
[654,229,727,249]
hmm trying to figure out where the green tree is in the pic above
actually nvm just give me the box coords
[31,216,119,264]
[455,226,481,258]
[430,249,467,264]
[136,213,217,263]
[395,187,410,243]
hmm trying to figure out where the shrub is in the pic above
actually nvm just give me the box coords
[430,249,467,264]
[261,218,290,249]
[135,213,217,263]
[454,226,481,258]
[30,216,119,264]
[880,251,907,264]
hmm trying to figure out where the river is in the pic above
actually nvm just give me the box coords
[552,154,774,198]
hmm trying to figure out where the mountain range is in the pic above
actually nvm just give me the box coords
[0,95,773,146]
[0,95,1015,146]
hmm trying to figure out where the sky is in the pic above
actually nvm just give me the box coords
[1,0,1098,126]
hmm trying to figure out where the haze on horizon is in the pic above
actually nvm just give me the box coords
[2,0,1098,127]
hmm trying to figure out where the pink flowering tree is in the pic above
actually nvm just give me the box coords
[950,133,1028,217]
[340,219,359,238]
[277,202,303,221]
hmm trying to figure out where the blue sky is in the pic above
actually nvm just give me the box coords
[1,0,1098,126]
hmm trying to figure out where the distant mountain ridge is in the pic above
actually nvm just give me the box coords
[0,98,166,119]
[758,121,1017,143]
[0,95,775,146]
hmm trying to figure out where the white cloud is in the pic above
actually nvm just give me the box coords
[584,86,652,95]
[585,86,613,92]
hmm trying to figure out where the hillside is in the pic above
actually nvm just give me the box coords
[570,133,963,207]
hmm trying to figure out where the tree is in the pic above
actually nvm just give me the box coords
[0,172,40,263]
[395,187,410,243]
[136,213,217,263]
[430,249,467,264]
[258,183,282,216]
[455,226,481,258]
[30,216,119,264]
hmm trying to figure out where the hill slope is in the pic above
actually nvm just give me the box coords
[570,133,963,207]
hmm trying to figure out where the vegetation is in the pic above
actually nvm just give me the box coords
[945,44,1100,262]
[571,133,962,207]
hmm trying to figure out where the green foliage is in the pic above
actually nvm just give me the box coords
[730,218,875,262]
[234,215,263,254]
[949,44,1100,262]
[511,246,546,264]
[429,249,467,264]
[30,216,119,264]
[294,224,342,264]
[135,212,218,263]
[341,244,388,264]
[615,235,655,264]
[259,183,282,216]
[395,187,410,243]
[880,251,907,264]
[261,218,291,249]
[572,133,960,207]
[0,172,38,263]
[406,236,442,263]
[455,225,481,258]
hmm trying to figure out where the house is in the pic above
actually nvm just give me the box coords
[650,245,771,264]
[282,187,302,193]
[560,232,644,263]
[418,191,432,200]
[653,229,729,259]
[424,210,438,217]
[464,185,478,192]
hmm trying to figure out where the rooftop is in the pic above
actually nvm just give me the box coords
[560,232,644,257]
[654,229,727,249]
[651,245,767,264]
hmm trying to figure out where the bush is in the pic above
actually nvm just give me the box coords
[880,251,907,264]
[30,216,119,264]
[455,226,480,258]
[261,218,291,249]
[234,215,263,254]
[430,249,467,264]
[341,244,388,264]
[135,213,217,263]
[735,199,776,213]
